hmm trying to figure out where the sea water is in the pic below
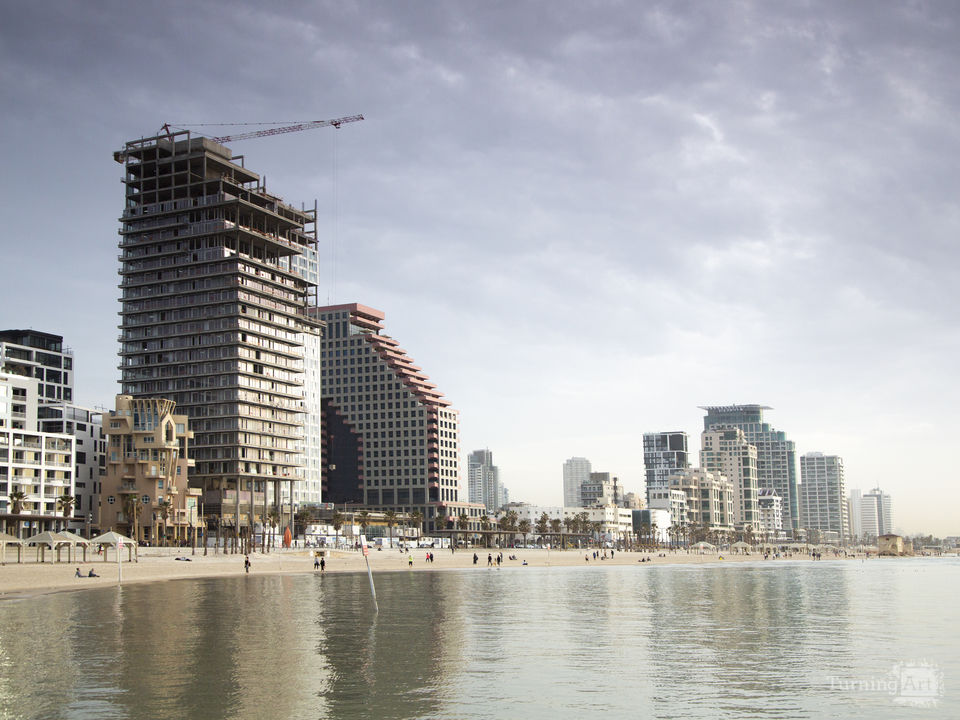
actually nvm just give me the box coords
[0,558,955,719]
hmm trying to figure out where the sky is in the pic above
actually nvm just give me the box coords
[2,1,958,535]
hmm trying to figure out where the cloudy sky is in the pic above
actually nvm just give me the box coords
[2,1,958,534]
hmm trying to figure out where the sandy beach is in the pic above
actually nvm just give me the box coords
[0,545,849,599]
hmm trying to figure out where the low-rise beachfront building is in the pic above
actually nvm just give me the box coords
[500,503,634,543]
[668,468,735,534]
[633,508,671,545]
[648,487,688,532]
[0,372,76,538]
[757,488,784,540]
[878,534,905,556]
[99,395,201,545]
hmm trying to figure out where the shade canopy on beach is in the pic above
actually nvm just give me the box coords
[59,531,92,562]
[731,541,752,553]
[692,541,716,551]
[24,531,74,563]
[88,531,138,563]
[0,532,24,565]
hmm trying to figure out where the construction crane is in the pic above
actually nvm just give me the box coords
[199,115,363,143]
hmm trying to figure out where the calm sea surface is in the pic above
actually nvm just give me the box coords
[0,557,955,719]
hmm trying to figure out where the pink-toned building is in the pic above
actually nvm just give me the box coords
[311,304,474,534]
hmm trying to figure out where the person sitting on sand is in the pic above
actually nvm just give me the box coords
[88,569,99,578]
[75,568,82,578]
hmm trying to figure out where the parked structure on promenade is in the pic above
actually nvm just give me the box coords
[99,395,201,545]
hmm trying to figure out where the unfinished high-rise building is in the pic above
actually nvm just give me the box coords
[114,129,322,541]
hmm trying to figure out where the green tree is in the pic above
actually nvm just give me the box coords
[384,510,397,548]
[457,512,469,548]
[410,509,424,542]
[357,510,370,542]
[122,495,143,543]
[331,511,344,548]
[549,518,562,548]
[157,499,173,546]
[535,512,549,543]
[517,518,531,548]
[56,492,76,533]
[479,515,491,548]
[9,489,27,538]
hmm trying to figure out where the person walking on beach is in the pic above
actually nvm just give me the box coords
[244,555,251,574]
[320,557,326,572]
[314,556,320,570]
[473,552,478,565]
[408,554,413,568]
[487,553,493,567]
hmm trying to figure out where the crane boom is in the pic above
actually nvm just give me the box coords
[210,114,364,143]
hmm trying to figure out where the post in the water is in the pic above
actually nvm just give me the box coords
[360,535,379,613]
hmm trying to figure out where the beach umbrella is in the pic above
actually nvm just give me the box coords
[88,531,138,563]
[0,532,24,565]
[24,531,73,563]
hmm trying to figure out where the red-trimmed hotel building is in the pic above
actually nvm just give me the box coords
[310,304,483,534]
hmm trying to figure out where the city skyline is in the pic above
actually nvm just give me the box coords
[2,2,959,534]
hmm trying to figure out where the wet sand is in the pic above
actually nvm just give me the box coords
[0,545,836,598]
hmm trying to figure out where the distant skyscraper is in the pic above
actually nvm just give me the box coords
[799,452,849,540]
[467,448,505,512]
[0,330,74,406]
[848,489,863,539]
[562,457,591,506]
[643,431,689,501]
[701,405,799,531]
[581,472,621,507]
[700,426,759,532]
[859,487,893,540]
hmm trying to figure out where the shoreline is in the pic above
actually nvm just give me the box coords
[0,546,920,600]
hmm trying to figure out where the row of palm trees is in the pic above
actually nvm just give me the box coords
[3,489,78,538]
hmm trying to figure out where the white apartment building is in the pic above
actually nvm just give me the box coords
[700,426,760,532]
[643,431,689,499]
[647,487,688,530]
[669,468,735,533]
[799,452,849,540]
[0,372,76,537]
[757,488,783,538]
[858,487,893,541]
[562,456,591,507]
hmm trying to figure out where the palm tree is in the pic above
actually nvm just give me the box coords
[56,492,75,533]
[479,515,491,548]
[517,519,531,548]
[535,513,549,545]
[563,517,575,548]
[410,509,424,544]
[204,514,220,555]
[457,512,469,549]
[497,515,511,548]
[549,518,562,548]
[384,510,397,549]
[9,489,27,538]
[357,510,370,546]
[331,510,344,549]
[266,507,280,549]
[122,495,143,543]
[158,499,173,547]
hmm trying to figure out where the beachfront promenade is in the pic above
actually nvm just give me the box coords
[0,546,871,598]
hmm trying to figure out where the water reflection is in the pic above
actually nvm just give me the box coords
[0,559,956,719]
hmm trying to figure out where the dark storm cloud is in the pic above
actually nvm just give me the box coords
[1,0,958,531]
